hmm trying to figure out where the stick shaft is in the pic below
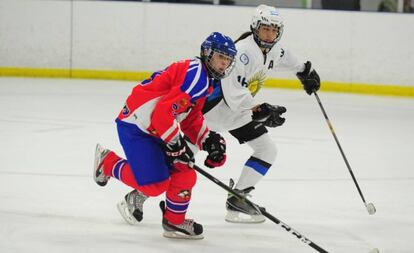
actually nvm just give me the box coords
[192,164,329,253]
[314,92,367,204]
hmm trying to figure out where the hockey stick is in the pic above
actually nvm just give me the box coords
[313,92,376,215]
[191,163,329,253]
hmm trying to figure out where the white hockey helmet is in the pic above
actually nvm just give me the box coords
[250,5,284,49]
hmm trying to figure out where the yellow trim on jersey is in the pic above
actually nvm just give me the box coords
[1,67,413,98]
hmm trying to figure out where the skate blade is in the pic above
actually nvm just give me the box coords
[93,144,109,186]
[117,200,139,225]
[163,231,204,240]
[225,210,265,224]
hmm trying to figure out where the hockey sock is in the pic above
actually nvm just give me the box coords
[235,156,272,190]
[235,134,276,190]
[164,164,196,224]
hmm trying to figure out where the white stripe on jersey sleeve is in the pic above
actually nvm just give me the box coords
[191,74,209,98]
[184,62,202,94]
[161,121,179,142]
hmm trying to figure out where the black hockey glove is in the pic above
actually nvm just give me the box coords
[164,135,194,165]
[252,103,286,128]
[202,131,226,168]
[296,61,321,95]
[265,105,287,128]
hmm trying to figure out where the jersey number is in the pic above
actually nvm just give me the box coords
[237,75,248,87]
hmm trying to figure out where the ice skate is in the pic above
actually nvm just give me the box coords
[159,201,204,240]
[162,218,204,240]
[117,189,148,225]
[225,179,265,223]
[93,143,110,187]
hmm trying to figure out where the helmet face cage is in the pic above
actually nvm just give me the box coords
[200,32,237,80]
[251,5,284,50]
[204,48,236,80]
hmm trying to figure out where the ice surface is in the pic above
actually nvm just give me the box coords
[1,77,413,253]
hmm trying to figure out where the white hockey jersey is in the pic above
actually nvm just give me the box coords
[203,34,305,131]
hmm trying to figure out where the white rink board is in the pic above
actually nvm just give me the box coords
[1,0,414,86]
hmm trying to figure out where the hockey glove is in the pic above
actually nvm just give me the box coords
[202,131,226,168]
[265,105,286,128]
[164,135,194,165]
[296,61,321,95]
[252,103,286,128]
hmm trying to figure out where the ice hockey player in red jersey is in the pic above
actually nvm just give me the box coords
[93,32,236,240]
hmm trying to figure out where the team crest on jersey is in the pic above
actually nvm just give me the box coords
[121,104,130,116]
[177,190,191,200]
[240,53,249,65]
[172,98,188,112]
[247,70,266,96]
[178,98,188,107]
[172,103,179,111]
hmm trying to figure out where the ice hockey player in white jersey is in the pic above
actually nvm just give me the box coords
[201,5,321,223]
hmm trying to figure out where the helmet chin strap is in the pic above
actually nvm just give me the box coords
[261,47,270,54]
[252,33,274,54]
[250,26,277,54]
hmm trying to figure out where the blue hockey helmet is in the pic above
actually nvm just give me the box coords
[200,32,237,80]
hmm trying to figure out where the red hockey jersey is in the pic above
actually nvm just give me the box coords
[117,58,212,148]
